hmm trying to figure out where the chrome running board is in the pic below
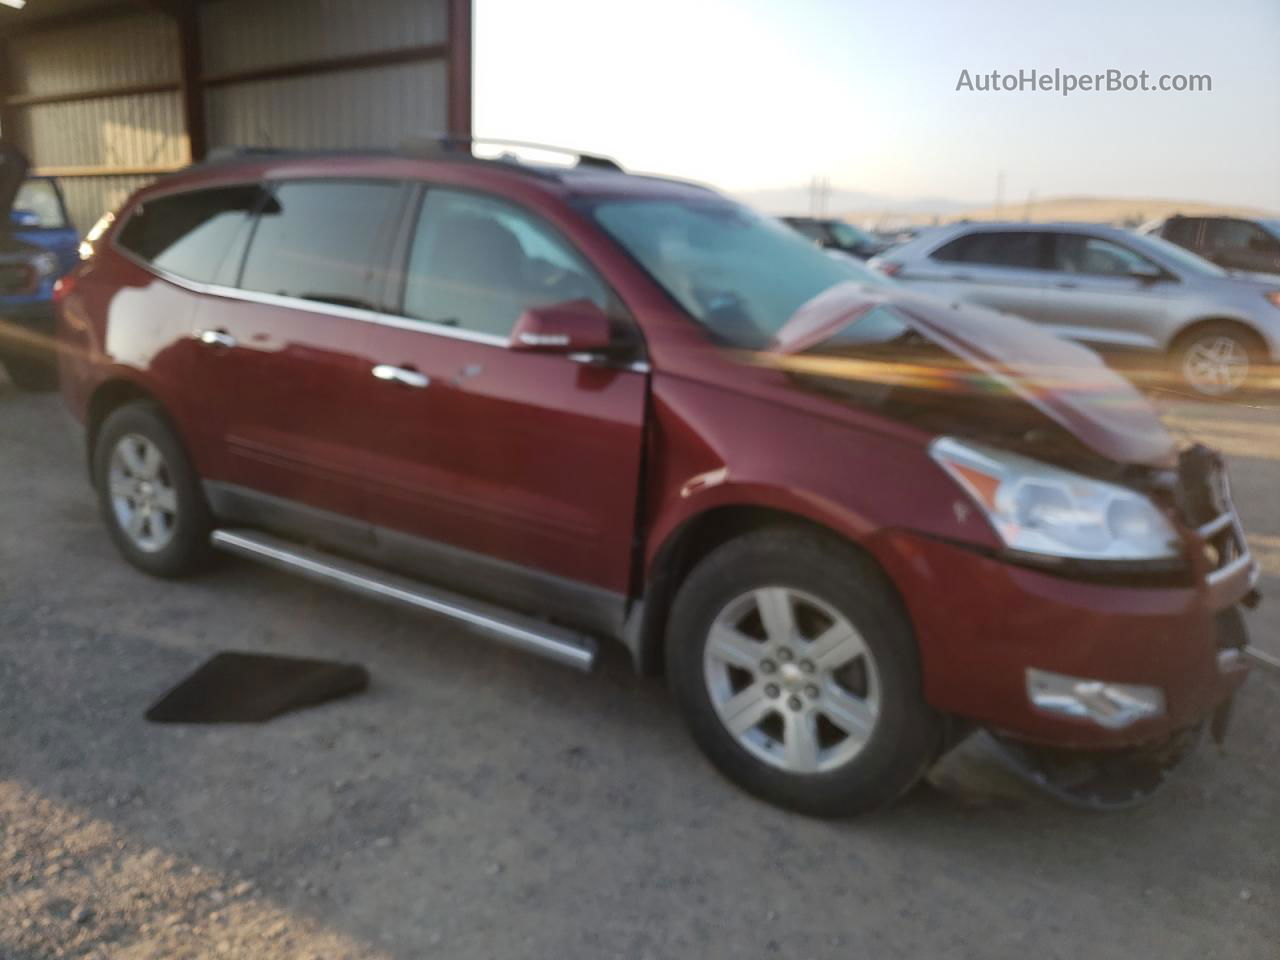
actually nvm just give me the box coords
[210,529,597,672]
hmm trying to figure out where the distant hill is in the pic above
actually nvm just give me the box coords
[837,196,1280,230]
[736,185,1279,230]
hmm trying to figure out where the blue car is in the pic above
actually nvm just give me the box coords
[0,151,80,391]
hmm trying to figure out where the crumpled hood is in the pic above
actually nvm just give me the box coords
[771,283,1177,467]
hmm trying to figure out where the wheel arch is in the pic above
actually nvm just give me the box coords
[629,503,906,677]
[85,376,168,481]
[1168,315,1268,356]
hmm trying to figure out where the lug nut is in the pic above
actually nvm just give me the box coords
[805,685,819,699]
[800,660,815,674]
[765,684,780,698]
[777,648,793,662]
[759,660,776,675]
[787,696,802,711]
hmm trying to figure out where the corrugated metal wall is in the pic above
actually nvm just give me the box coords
[6,11,183,232]
[2,0,453,233]
[202,0,447,151]
[201,0,446,76]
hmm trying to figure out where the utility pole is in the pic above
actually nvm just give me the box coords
[1023,189,1035,221]
[995,170,1005,219]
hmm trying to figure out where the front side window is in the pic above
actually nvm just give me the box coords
[1052,234,1158,276]
[240,180,404,310]
[13,179,69,229]
[585,197,887,349]
[787,220,829,244]
[117,185,264,285]
[1205,219,1278,254]
[932,230,1046,269]
[402,188,608,337]
[828,221,875,249]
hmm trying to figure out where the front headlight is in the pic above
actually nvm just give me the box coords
[930,437,1181,562]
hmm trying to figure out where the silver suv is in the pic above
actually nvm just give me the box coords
[869,222,1280,396]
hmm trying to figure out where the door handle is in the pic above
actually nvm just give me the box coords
[1055,281,1079,289]
[372,364,430,389]
[196,328,237,349]
[949,273,973,281]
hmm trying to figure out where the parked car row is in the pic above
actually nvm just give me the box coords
[868,222,1280,396]
[47,138,1261,816]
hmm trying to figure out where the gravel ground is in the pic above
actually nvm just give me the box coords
[1,375,1276,959]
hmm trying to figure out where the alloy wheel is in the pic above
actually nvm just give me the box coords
[703,587,881,775]
[108,433,178,553]
[1182,335,1249,395]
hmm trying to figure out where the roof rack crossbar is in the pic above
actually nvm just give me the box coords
[399,134,623,172]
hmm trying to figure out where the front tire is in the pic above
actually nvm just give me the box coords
[1173,324,1263,398]
[666,527,940,817]
[92,401,212,578]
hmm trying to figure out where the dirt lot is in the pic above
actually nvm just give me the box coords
[1,375,1276,960]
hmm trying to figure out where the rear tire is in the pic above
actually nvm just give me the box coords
[92,401,212,578]
[1172,323,1264,398]
[666,527,940,817]
[1,354,58,392]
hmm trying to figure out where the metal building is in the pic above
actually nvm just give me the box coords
[0,0,473,232]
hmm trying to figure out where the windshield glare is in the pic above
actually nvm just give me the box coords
[587,198,890,349]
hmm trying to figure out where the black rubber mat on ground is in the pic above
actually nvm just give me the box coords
[145,652,369,723]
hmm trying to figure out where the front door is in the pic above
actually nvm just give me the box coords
[1037,232,1176,351]
[355,185,648,614]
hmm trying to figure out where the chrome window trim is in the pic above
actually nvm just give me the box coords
[111,244,651,365]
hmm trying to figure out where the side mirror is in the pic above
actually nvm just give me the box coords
[510,300,613,354]
[1128,263,1163,282]
[10,209,39,227]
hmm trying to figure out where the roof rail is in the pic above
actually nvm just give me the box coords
[399,134,624,173]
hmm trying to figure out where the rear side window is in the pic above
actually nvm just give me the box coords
[117,185,263,285]
[932,230,1046,269]
[239,180,404,310]
[1162,217,1200,247]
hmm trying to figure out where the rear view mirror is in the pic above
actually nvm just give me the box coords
[10,208,39,227]
[511,300,613,353]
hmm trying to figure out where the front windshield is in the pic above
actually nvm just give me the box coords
[1138,232,1227,276]
[829,221,875,249]
[586,197,890,349]
[1260,219,1280,242]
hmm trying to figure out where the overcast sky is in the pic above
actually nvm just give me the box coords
[475,0,1280,210]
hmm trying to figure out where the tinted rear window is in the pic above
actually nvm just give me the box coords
[117,185,263,284]
[932,230,1046,269]
[239,180,403,311]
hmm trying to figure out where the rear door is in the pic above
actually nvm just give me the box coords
[353,184,648,616]
[1036,231,1176,350]
[186,178,408,531]
[910,229,1055,321]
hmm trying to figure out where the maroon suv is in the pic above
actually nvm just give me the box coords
[55,141,1259,815]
